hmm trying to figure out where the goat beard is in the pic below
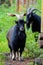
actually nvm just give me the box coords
[18,32,25,40]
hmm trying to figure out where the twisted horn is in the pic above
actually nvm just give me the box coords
[27,8,41,14]
[30,8,41,13]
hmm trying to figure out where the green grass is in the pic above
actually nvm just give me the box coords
[0,0,42,58]
[0,62,5,65]
[0,4,17,52]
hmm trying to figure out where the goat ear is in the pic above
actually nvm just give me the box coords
[8,13,16,16]
[15,21,18,24]
[24,13,26,16]
[24,21,26,24]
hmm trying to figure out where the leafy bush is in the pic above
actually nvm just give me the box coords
[22,30,41,58]
[0,62,4,65]
[39,54,43,59]
[27,62,34,65]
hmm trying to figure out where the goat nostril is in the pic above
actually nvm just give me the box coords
[22,27,23,29]
[20,27,24,31]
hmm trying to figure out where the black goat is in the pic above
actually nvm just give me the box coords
[6,14,26,61]
[26,8,41,33]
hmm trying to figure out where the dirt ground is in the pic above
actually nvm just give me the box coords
[5,58,34,65]
[0,53,43,65]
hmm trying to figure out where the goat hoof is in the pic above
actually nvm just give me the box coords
[19,57,24,62]
[12,56,16,61]
[21,58,24,61]
[13,58,16,61]
[12,58,16,61]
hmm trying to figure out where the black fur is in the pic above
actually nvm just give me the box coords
[6,19,26,57]
[26,12,41,33]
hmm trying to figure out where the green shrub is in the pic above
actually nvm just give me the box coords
[0,62,5,65]
[22,29,41,58]
[27,62,35,65]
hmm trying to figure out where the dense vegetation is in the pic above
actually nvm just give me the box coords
[0,0,42,59]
